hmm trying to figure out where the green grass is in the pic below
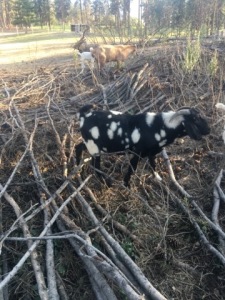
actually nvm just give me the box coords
[0,29,78,44]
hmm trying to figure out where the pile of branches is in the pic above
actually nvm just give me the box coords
[0,45,225,299]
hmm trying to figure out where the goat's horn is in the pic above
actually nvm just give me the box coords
[169,109,191,122]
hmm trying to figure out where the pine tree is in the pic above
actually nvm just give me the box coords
[12,0,36,32]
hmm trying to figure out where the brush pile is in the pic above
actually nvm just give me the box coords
[0,42,225,299]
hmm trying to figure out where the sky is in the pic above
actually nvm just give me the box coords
[130,0,139,18]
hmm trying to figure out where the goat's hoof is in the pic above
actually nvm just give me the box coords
[154,172,162,181]
[123,181,130,188]
[104,178,112,187]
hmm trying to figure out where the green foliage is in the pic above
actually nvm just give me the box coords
[122,239,136,259]
[208,50,218,77]
[54,0,71,22]
[183,33,201,72]
[33,0,53,27]
[12,0,36,28]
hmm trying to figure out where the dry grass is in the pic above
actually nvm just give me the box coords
[0,40,225,300]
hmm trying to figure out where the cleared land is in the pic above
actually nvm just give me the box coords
[0,32,225,300]
[0,31,76,72]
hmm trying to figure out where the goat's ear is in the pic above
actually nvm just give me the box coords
[183,122,202,140]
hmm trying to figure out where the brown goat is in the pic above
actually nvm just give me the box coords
[90,44,137,70]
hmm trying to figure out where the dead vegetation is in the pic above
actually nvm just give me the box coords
[0,41,225,300]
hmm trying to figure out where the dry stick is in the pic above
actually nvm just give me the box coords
[4,171,76,234]
[10,102,58,300]
[0,127,35,200]
[171,192,225,266]
[23,166,82,224]
[212,169,225,255]
[67,121,76,164]
[172,258,200,277]
[29,140,59,300]
[97,84,108,106]
[52,202,118,300]
[0,184,48,299]
[214,166,225,204]
[79,252,145,300]
[81,230,144,299]
[161,149,225,265]
[129,64,149,100]
[0,230,203,279]
[0,111,49,299]
[162,149,225,240]
[72,186,167,300]
[47,96,68,178]
[0,176,91,291]
[42,194,60,300]
[55,271,69,300]
[98,234,141,286]
[0,192,7,300]
[83,233,129,300]
[56,220,117,300]
[131,69,151,101]
[77,175,142,245]
[0,204,37,252]
[76,180,144,291]
[1,251,9,300]
[216,185,225,203]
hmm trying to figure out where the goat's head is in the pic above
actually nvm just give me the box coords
[170,107,210,140]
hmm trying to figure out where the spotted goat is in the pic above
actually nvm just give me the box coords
[75,105,210,186]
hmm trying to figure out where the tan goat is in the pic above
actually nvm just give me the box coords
[90,44,137,70]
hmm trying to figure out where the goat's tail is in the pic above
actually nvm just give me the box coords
[78,104,97,118]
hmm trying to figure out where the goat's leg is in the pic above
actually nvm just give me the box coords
[81,61,85,73]
[92,155,101,173]
[92,156,111,186]
[148,155,162,181]
[75,142,87,165]
[124,154,139,187]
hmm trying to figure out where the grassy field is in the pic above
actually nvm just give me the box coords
[0,31,80,72]
[0,30,78,44]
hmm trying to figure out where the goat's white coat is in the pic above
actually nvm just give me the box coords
[117,127,123,136]
[111,110,123,115]
[159,139,167,147]
[163,112,184,129]
[77,51,95,72]
[79,117,85,128]
[155,133,161,141]
[86,112,93,117]
[90,126,100,139]
[110,121,117,132]
[107,129,114,139]
[160,129,166,138]
[131,128,141,144]
[85,139,99,155]
[146,113,155,126]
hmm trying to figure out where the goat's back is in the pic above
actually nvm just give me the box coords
[92,45,136,62]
